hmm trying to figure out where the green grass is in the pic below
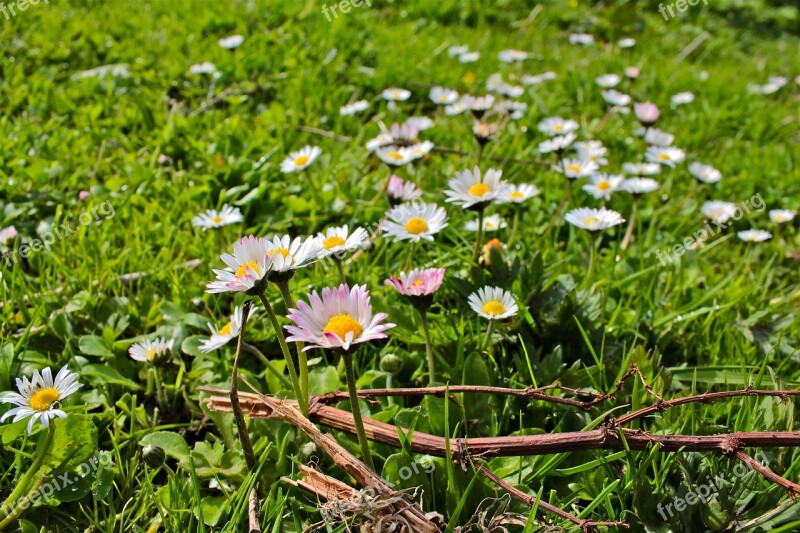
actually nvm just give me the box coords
[1,0,799,531]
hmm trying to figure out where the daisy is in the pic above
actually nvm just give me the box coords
[496,183,540,204]
[385,268,446,298]
[280,145,321,174]
[0,366,82,434]
[383,202,448,242]
[199,307,254,353]
[486,73,505,93]
[285,284,394,351]
[189,62,217,75]
[623,162,661,176]
[538,117,579,136]
[0,225,17,243]
[625,66,641,80]
[129,338,174,364]
[622,178,660,195]
[634,102,660,127]
[265,235,324,274]
[671,92,695,107]
[769,209,796,224]
[445,166,504,209]
[382,88,411,101]
[498,100,528,120]
[499,49,528,63]
[521,72,556,85]
[459,52,480,63]
[387,122,420,144]
[375,146,415,166]
[538,133,576,154]
[595,74,621,88]
[365,133,394,152]
[468,95,495,117]
[556,158,599,179]
[689,162,722,184]
[218,35,244,50]
[448,45,469,57]
[407,141,434,159]
[206,235,273,294]
[464,214,507,232]
[497,83,524,98]
[575,141,608,166]
[406,116,434,131]
[645,146,685,168]
[191,204,244,231]
[569,33,594,45]
[317,225,369,259]
[444,101,468,116]
[473,121,500,143]
[340,100,369,116]
[601,90,632,106]
[565,207,625,231]
[618,38,636,48]
[701,201,738,224]
[387,175,422,205]
[644,128,674,147]
[430,86,459,105]
[468,286,518,320]
[737,230,772,242]
[582,174,624,200]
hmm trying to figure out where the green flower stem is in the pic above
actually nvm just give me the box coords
[276,281,309,414]
[0,422,56,526]
[152,366,168,411]
[334,257,347,284]
[507,207,521,247]
[386,372,395,406]
[582,232,598,290]
[257,292,307,416]
[620,200,638,251]
[473,210,485,263]
[241,342,292,389]
[404,241,417,271]
[0,472,47,530]
[418,308,436,384]
[230,301,257,471]
[481,319,495,353]
[341,350,374,470]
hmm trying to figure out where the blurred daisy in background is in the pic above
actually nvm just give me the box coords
[538,116,579,136]
[521,72,556,85]
[387,175,423,205]
[770,209,796,224]
[129,338,173,364]
[569,33,594,45]
[192,204,243,231]
[0,366,82,433]
[601,90,632,107]
[199,307,255,353]
[622,178,660,196]
[459,52,480,63]
[701,201,738,224]
[280,145,321,174]
[469,286,518,320]
[644,129,675,146]
[646,146,685,167]
[340,100,369,116]
[218,34,244,49]
[634,102,660,127]
[618,37,636,48]
[565,207,625,231]
[430,86,459,105]
[499,49,528,63]
[465,214,507,232]
[582,174,624,200]
[382,88,411,101]
[671,92,695,107]
[383,202,448,242]
[376,146,415,166]
[738,229,772,242]
[623,162,661,176]
[595,74,621,88]
[575,141,608,166]
[556,158,599,179]
[189,62,217,75]
[689,162,722,184]
[406,116,434,131]
[538,133,577,154]
[447,45,469,57]
[0,225,18,243]
[496,183,540,204]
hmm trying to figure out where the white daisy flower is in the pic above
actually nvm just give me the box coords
[387,122,420,144]
[0,366,82,434]
[382,88,411,101]
[129,338,174,364]
[265,235,324,273]
[199,307,254,353]
[365,133,394,152]
[701,201,738,224]
[406,116,434,130]
[644,128,674,147]
[497,100,528,119]
[769,210,796,224]
[595,74,621,88]
[521,72,556,85]
[387,175,423,204]
[468,286,518,320]
[556,158,599,179]
[459,52,480,63]
[317,225,369,259]
[448,45,469,57]
[671,92,695,107]
[0,225,18,243]
[473,121,500,142]
[574,141,608,166]
[280,145,322,174]
[645,146,685,167]
[623,162,661,176]
[444,101,468,115]
[429,86,459,105]
[383,202,448,243]
[407,140,434,159]
[737,229,772,242]
[569,33,594,45]
[192,204,244,231]
[538,133,577,154]
[622,178,660,195]
[618,38,636,48]
[601,90,631,106]
[445,166,504,209]
[486,73,505,92]
[285,284,395,352]
[189,62,217,75]
[538,117,579,136]
[496,183,540,204]
[375,146,415,166]
[634,102,660,127]
[499,49,528,63]
[565,207,625,231]
[688,162,722,184]
[498,83,524,98]
[582,174,624,200]
[464,214,507,232]
[206,235,273,294]
[468,95,495,116]
[340,100,369,116]
[218,35,244,50]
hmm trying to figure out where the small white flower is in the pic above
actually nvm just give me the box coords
[430,86,459,105]
[498,83,524,98]
[611,105,631,114]
[200,307,255,353]
[448,45,469,57]
[206,236,273,294]
[444,101,468,116]
[317,225,369,259]
[645,146,685,167]
[623,162,661,176]
[496,183,540,204]
[406,116,434,131]
[521,72,556,85]
[383,202,448,243]
[366,133,394,152]
[565,207,625,231]
[671,92,695,107]
[468,286,518,320]
[688,162,722,184]
[582,174,624,200]
[601,90,631,106]
[701,201,737,224]
[382,88,411,101]
[340,100,369,116]
[556,158,599,179]
[0,225,18,243]
[486,73,505,93]
[280,145,321,174]
[569,33,594,45]
[445,166,504,209]
[595,74,621,88]
[538,133,576,154]
[644,128,674,147]
[464,214,507,232]
[574,141,608,166]
[129,338,173,363]
[622,178,660,195]
[499,49,528,63]
[192,204,244,231]
[375,146,415,166]
[459,52,480,63]
[189,62,217,75]
[769,209,796,224]
[407,141,434,159]
[618,38,636,48]
[218,35,244,50]
[0,366,82,434]
[538,117,579,136]
[387,175,423,204]
[265,235,324,273]
[467,95,495,114]
[737,229,772,242]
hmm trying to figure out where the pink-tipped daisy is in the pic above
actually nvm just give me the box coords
[206,235,273,294]
[385,268,445,298]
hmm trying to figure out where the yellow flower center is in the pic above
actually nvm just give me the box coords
[597,181,611,190]
[145,348,155,360]
[234,261,261,277]
[219,322,233,336]
[510,191,524,199]
[405,217,428,234]
[391,91,400,98]
[774,214,785,222]
[438,94,448,101]
[211,216,223,224]
[268,248,291,259]
[483,301,506,316]
[658,153,670,161]
[323,314,362,340]
[294,155,309,166]
[553,124,563,131]
[413,279,424,286]
[585,217,599,226]
[28,387,60,411]
[323,236,346,250]
[567,165,580,173]
[387,151,404,160]
[468,183,491,197]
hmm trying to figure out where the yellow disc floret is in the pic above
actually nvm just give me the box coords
[468,183,491,197]
[482,301,506,316]
[29,388,60,411]
[323,236,346,250]
[323,314,362,340]
[405,217,428,234]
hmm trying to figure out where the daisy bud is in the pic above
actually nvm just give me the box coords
[142,445,166,468]
[482,238,505,266]
[634,102,660,127]
[380,353,404,374]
